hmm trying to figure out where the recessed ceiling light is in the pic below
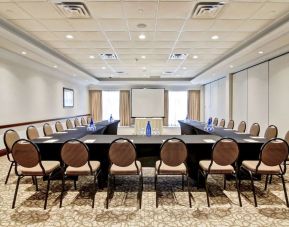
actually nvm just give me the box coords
[258,51,264,54]
[65,34,74,39]
[138,9,144,14]
[141,55,146,59]
[89,55,95,59]
[101,66,106,70]
[142,66,146,70]
[53,65,58,68]
[229,65,234,68]
[21,51,27,55]
[192,55,198,59]
[183,67,187,70]
[211,35,219,40]
[138,33,146,40]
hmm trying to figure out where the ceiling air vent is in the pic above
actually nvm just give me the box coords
[169,53,188,60]
[100,53,118,60]
[55,2,90,19]
[192,2,224,19]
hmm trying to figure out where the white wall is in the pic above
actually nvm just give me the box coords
[204,77,227,123]
[0,50,89,149]
[232,53,289,137]
[269,53,289,137]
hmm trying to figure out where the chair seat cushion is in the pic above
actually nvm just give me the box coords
[18,161,60,176]
[66,161,100,176]
[199,160,234,174]
[110,161,142,175]
[242,160,282,174]
[155,160,187,175]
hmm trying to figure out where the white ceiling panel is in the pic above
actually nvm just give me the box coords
[123,1,158,18]
[0,2,31,19]
[219,2,262,19]
[87,2,124,18]
[158,1,194,19]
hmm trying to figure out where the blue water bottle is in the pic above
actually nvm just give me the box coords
[146,121,151,137]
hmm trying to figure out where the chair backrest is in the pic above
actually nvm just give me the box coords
[259,138,288,168]
[219,119,225,127]
[12,139,42,169]
[213,117,218,126]
[4,129,20,153]
[249,123,260,136]
[26,126,39,140]
[61,139,89,168]
[211,138,239,167]
[160,138,187,167]
[74,118,81,127]
[285,131,289,145]
[109,138,136,167]
[43,123,53,136]
[264,125,278,140]
[81,117,87,126]
[227,120,234,129]
[66,119,74,129]
[237,121,246,133]
[55,121,64,132]
[87,116,92,124]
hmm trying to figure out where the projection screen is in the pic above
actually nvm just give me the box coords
[131,88,165,118]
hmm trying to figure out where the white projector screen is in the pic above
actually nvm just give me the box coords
[131,88,165,118]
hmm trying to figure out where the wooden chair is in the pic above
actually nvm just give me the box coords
[66,119,74,129]
[59,139,101,208]
[227,120,234,129]
[219,119,225,127]
[55,121,64,132]
[198,138,242,207]
[11,139,60,209]
[237,121,246,133]
[3,129,20,184]
[155,138,191,208]
[249,123,260,136]
[264,125,278,139]
[74,118,81,127]
[43,123,53,136]
[213,117,218,126]
[26,126,40,140]
[106,138,142,209]
[240,138,288,207]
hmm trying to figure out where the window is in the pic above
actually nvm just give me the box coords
[102,91,120,120]
[168,91,187,126]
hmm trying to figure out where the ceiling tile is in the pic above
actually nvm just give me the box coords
[11,19,47,31]
[127,19,155,31]
[155,32,179,41]
[210,20,243,31]
[87,2,123,18]
[183,19,214,31]
[0,3,31,19]
[237,19,270,31]
[17,2,63,19]
[123,1,157,18]
[218,2,262,19]
[106,32,130,41]
[99,19,127,31]
[158,1,194,19]
[157,19,184,31]
[67,19,100,31]
[251,2,289,19]
[39,19,73,31]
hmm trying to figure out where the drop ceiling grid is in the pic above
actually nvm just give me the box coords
[0,0,289,79]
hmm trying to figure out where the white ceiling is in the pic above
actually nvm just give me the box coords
[1,0,289,83]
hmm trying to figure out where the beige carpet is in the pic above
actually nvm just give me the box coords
[0,156,289,227]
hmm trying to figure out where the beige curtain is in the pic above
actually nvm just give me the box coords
[163,90,169,126]
[187,90,200,120]
[119,90,131,126]
[90,90,102,122]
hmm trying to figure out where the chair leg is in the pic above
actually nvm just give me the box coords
[155,174,158,208]
[138,174,142,209]
[92,174,97,208]
[60,176,65,208]
[12,176,21,209]
[74,179,77,190]
[106,174,111,209]
[264,175,269,191]
[34,176,39,191]
[182,174,184,191]
[113,175,116,190]
[223,175,226,190]
[204,173,210,207]
[235,173,242,207]
[5,162,14,184]
[269,174,273,184]
[281,175,289,207]
[187,174,192,208]
[197,169,200,189]
[248,171,257,207]
[44,178,51,210]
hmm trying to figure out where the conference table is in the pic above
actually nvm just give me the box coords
[32,119,267,185]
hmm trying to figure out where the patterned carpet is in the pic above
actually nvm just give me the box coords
[0,156,289,227]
